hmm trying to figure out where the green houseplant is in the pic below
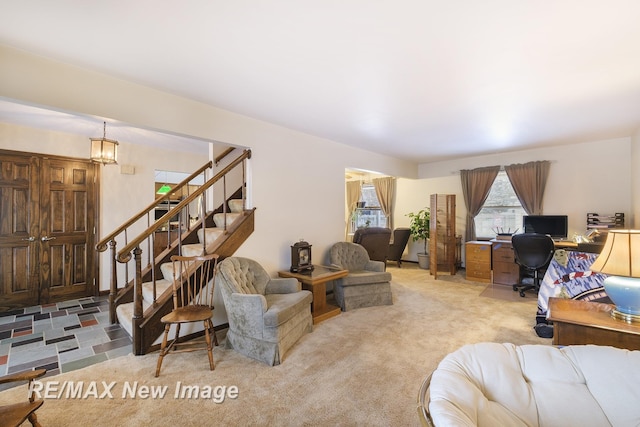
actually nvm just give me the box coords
[407,208,430,269]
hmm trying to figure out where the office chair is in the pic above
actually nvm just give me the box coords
[511,233,555,297]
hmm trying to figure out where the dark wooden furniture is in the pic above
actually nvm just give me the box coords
[491,238,520,285]
[548,297,640,350]
[153,229,180,255]
[465,241,492,283]
[0,368,46,427]
[278,265,347,324]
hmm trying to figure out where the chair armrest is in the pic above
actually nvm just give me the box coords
[265,278,301,294]
[0,368,46,385]
[365,260,385,272]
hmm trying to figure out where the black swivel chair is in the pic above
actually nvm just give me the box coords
[511,233,555,297]
[387,228,411,267]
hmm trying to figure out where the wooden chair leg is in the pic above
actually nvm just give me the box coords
[155,323,171,377]
[27,411,42,427]
[204,319,215,371]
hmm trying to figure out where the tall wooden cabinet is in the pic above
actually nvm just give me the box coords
[429,194,457,279]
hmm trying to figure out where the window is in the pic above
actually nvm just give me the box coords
[474,171,526,238]
[351,184,387,232]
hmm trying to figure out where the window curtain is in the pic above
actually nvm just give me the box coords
[504,160,550,215]
[345,180,362,240]
[460,166,500,241]
[372,177,395,230]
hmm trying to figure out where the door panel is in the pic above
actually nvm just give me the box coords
[0,154,39,310]
[41,158,96,302]
[0,151,97,311]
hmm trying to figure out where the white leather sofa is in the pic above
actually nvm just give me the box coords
[418,342,640,427]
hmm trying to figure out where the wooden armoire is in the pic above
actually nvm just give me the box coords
[429,194,457,279]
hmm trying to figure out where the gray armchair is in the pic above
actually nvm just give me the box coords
[216,257,313,366]
[330,242,393,311]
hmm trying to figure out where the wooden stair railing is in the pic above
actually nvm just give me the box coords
[96,149,252,354]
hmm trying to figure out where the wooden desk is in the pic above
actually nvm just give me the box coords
[278,265,347,324]
[554,240,578,249]
[491,239,519,285]
[548,297,640,350]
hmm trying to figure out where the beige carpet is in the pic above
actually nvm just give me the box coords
[2,265,548,426]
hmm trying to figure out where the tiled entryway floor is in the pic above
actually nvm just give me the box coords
[0,296,131,390]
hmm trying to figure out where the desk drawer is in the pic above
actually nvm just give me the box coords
[492,245,515,263]
[493,262,520,285]
[466,261,492,282]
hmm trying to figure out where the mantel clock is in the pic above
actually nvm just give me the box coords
[290,240,314,273]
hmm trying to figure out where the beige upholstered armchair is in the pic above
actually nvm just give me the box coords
[329,242,393,311]
[216,257,313,366]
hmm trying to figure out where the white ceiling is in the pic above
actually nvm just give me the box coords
[1,1,640,163]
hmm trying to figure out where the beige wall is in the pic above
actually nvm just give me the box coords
[395,137,633,262]
[632,126,640,227]
[2,44,636,276]
[0,122,207,290]
[0,44,418,286]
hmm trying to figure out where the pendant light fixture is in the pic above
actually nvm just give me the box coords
[90,121,119,164]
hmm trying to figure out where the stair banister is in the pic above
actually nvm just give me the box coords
[96,160,213,252]
[97,160,214,324]
[116,149,251,264]
[97,148,252,355]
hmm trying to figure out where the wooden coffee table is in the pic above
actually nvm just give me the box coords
[547,297,640,350]
[278,265,347,324]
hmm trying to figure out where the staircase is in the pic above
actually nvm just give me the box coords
[96,149,253,355]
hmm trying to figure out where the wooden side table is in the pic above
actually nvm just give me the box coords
[278,265,347,324]
[548,297,640,350]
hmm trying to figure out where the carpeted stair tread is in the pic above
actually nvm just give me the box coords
[196,227,224,247]
[141,279,172,303]
[213,212,241,228]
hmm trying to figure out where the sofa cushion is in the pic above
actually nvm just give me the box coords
[263,291,312,327]
[428,342,640,427]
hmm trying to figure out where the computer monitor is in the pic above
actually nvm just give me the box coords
[522,215,568,240]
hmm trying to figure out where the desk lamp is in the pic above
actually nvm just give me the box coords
[590,229,640,323]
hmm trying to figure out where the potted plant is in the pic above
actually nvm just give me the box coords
[407,208,430,269]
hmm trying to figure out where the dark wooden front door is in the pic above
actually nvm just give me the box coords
[0,151,97,310]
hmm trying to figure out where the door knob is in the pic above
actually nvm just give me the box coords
[21,236,36,242]
[41,236,56,242]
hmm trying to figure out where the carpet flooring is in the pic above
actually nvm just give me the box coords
[0,264,549,426]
